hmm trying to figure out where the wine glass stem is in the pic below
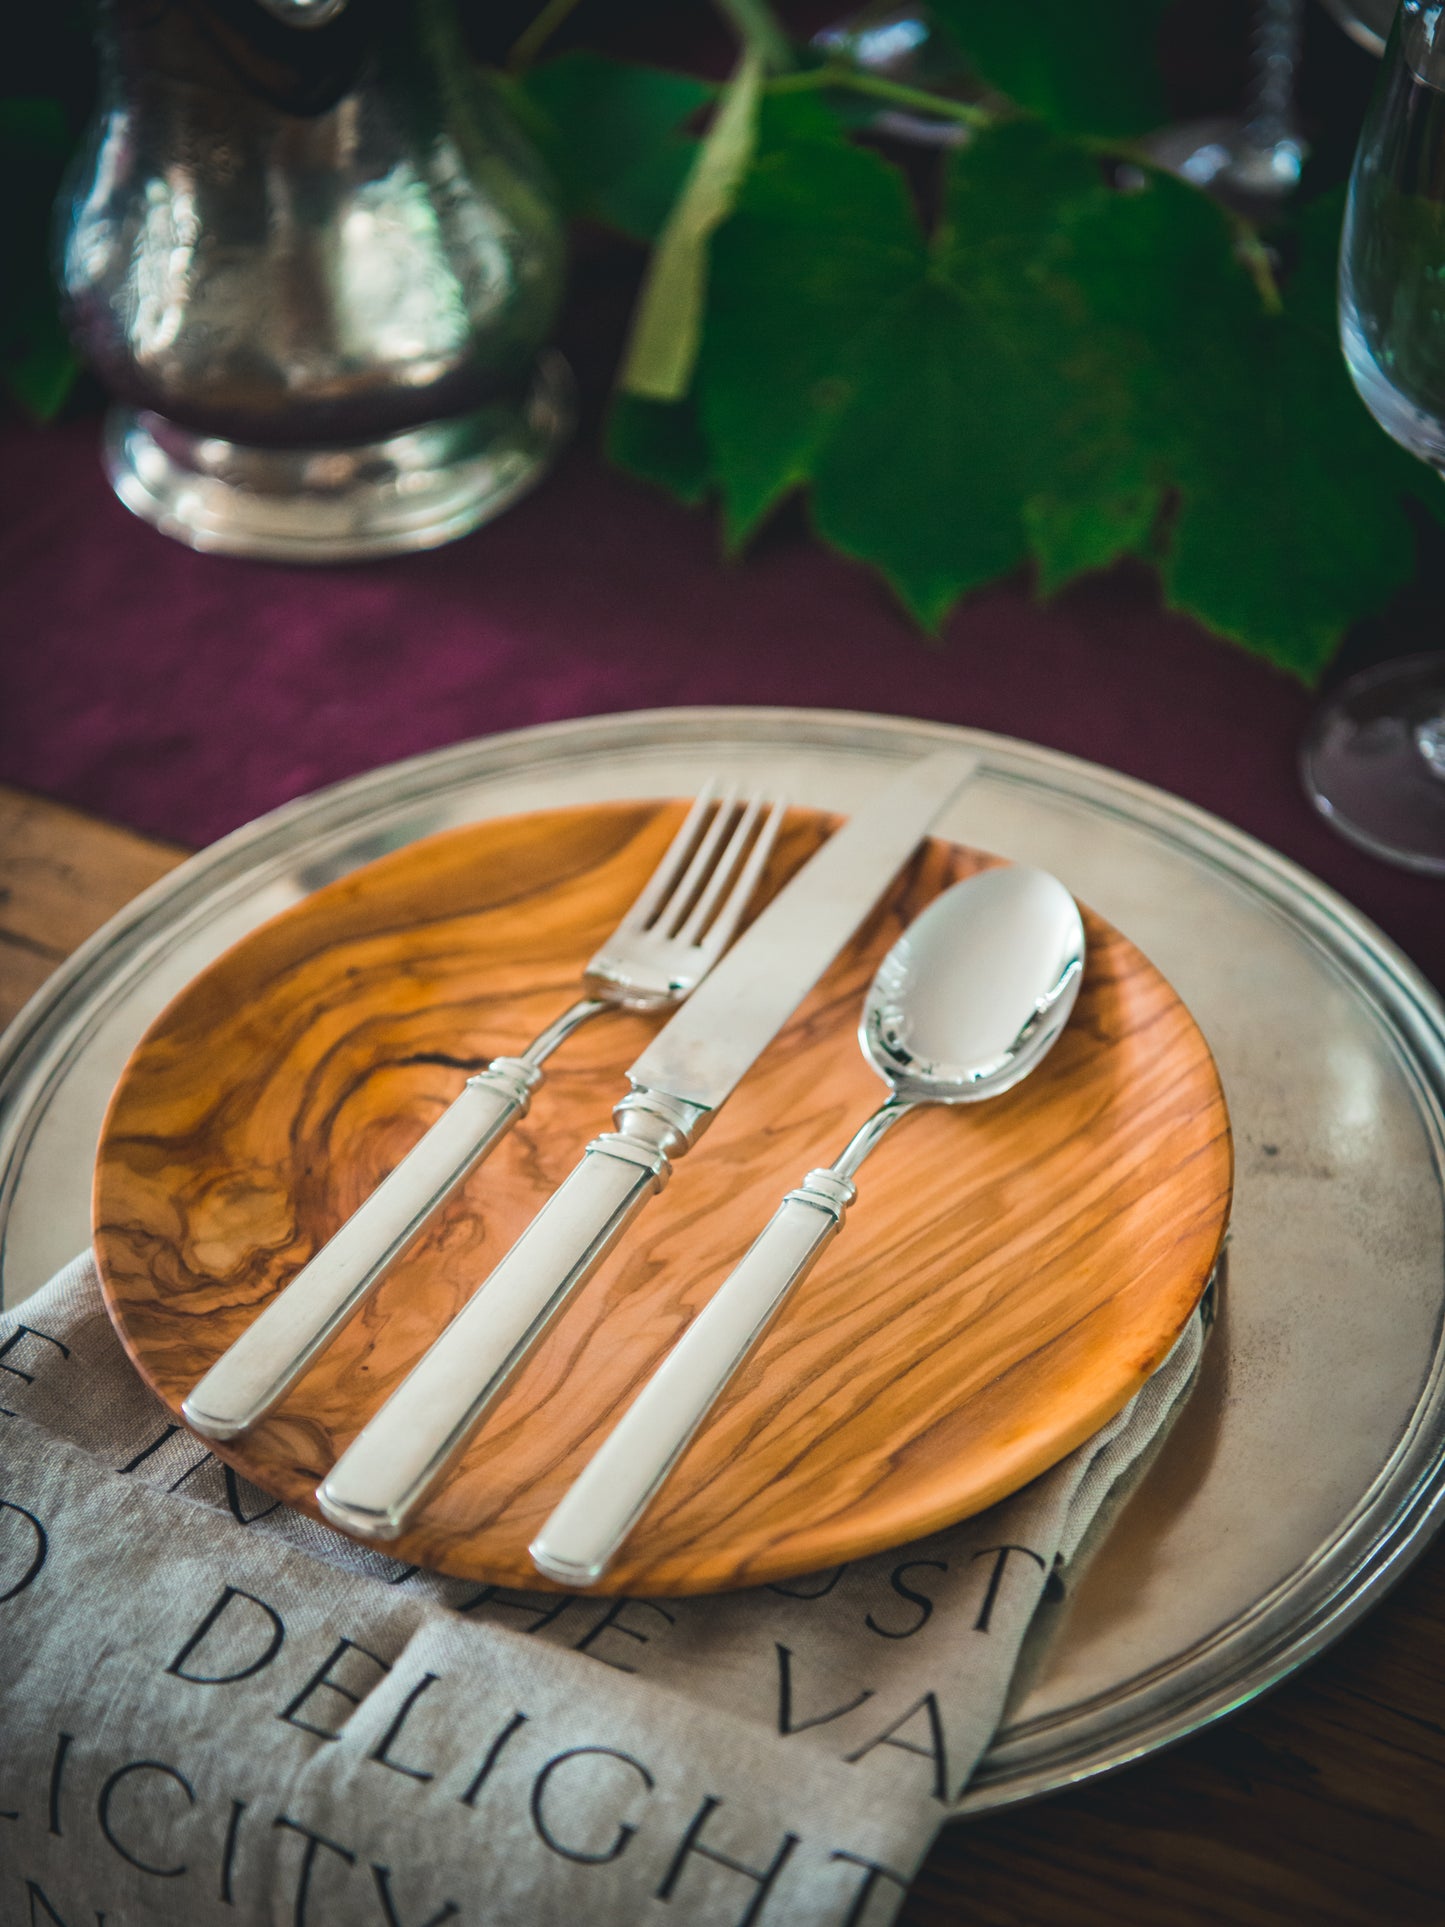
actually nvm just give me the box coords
[1245,0,1303,151]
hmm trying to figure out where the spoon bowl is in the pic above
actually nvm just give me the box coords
[862,864,1086,1104]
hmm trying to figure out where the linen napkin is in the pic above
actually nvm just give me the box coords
[0,1254,1202,1927]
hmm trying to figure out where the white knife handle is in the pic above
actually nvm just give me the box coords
[530,1167,856,1588]
[182,1060,540,1442]
[316,1093,701,1542]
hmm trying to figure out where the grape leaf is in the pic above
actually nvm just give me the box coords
[929,0,1172,139]
[684,114,1427,667]
[936,125,1169,592]
[1,98,78,420]
[808,126,1121,623]
[516,52,712,243]
[4,327,77,421]
[807,275,1039,623]
[694,117,1163,622]
[1057,174,1433,676]
[698,94,926,546]
[607,394,713,503]
[530,50,1427,677]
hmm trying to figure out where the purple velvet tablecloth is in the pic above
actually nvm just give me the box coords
[1,408,1441,992]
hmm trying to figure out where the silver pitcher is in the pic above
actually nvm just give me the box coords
[57,0,571,560]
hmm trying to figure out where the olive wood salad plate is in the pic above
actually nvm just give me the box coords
[92,800,1232,1595]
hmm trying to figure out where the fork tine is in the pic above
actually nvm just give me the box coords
[654,782,741,937]
[697,794,787,959]
[617,780,719,933]
[675,789,765,946]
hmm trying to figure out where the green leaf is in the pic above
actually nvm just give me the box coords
[599,65,1427,674]
[942,128,1170,595]
[929,0,1171,138]
[698,95,925,545]
[0,95,70,153]
[516,53,712,242]
[815,125,1162,624]
[1058,174,1430,677]
[697,117,1146,620]
[809,275,1035,625]
[1,97,80,420]
[620,50,764,402]
[4,325,77,420]
[1025,467,1164,594]
[608,394,713,503]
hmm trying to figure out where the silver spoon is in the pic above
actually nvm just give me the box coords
[530,863,1087,1589]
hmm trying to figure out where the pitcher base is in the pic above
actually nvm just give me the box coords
[102,353,574,563]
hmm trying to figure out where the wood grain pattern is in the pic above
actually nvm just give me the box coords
[14,785,1443,1921]
[92,801,1232,1595]
[0,784,185,1030]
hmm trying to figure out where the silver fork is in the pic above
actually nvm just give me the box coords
[182,783,786,1443]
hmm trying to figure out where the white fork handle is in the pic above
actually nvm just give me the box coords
[530,1168,855,1588]
[316,1127,676,1541]
[182,1060,540,1442]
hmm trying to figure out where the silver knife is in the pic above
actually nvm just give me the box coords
[316,750,978,1541]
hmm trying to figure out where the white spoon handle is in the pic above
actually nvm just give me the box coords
[530,1168,855,1588]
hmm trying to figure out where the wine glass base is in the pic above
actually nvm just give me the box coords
[1142,117,1304,212]
[102,353,575,563]
[1300,655,1445,876]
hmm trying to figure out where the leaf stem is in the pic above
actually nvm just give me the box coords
[712,0,795,72]
[768,63,993,129]
[1232,218,1285,315]
[507,0,586,73]
[621,49,765,402]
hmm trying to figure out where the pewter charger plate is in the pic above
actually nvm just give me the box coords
[2,707,1443,1814]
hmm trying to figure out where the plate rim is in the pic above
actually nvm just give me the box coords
[3,703,1444,1815]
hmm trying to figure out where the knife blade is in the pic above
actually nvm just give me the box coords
[627,749,979,1112]
[316,748,978,1541]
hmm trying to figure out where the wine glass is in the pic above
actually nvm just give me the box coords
[1303,0,1445,874]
